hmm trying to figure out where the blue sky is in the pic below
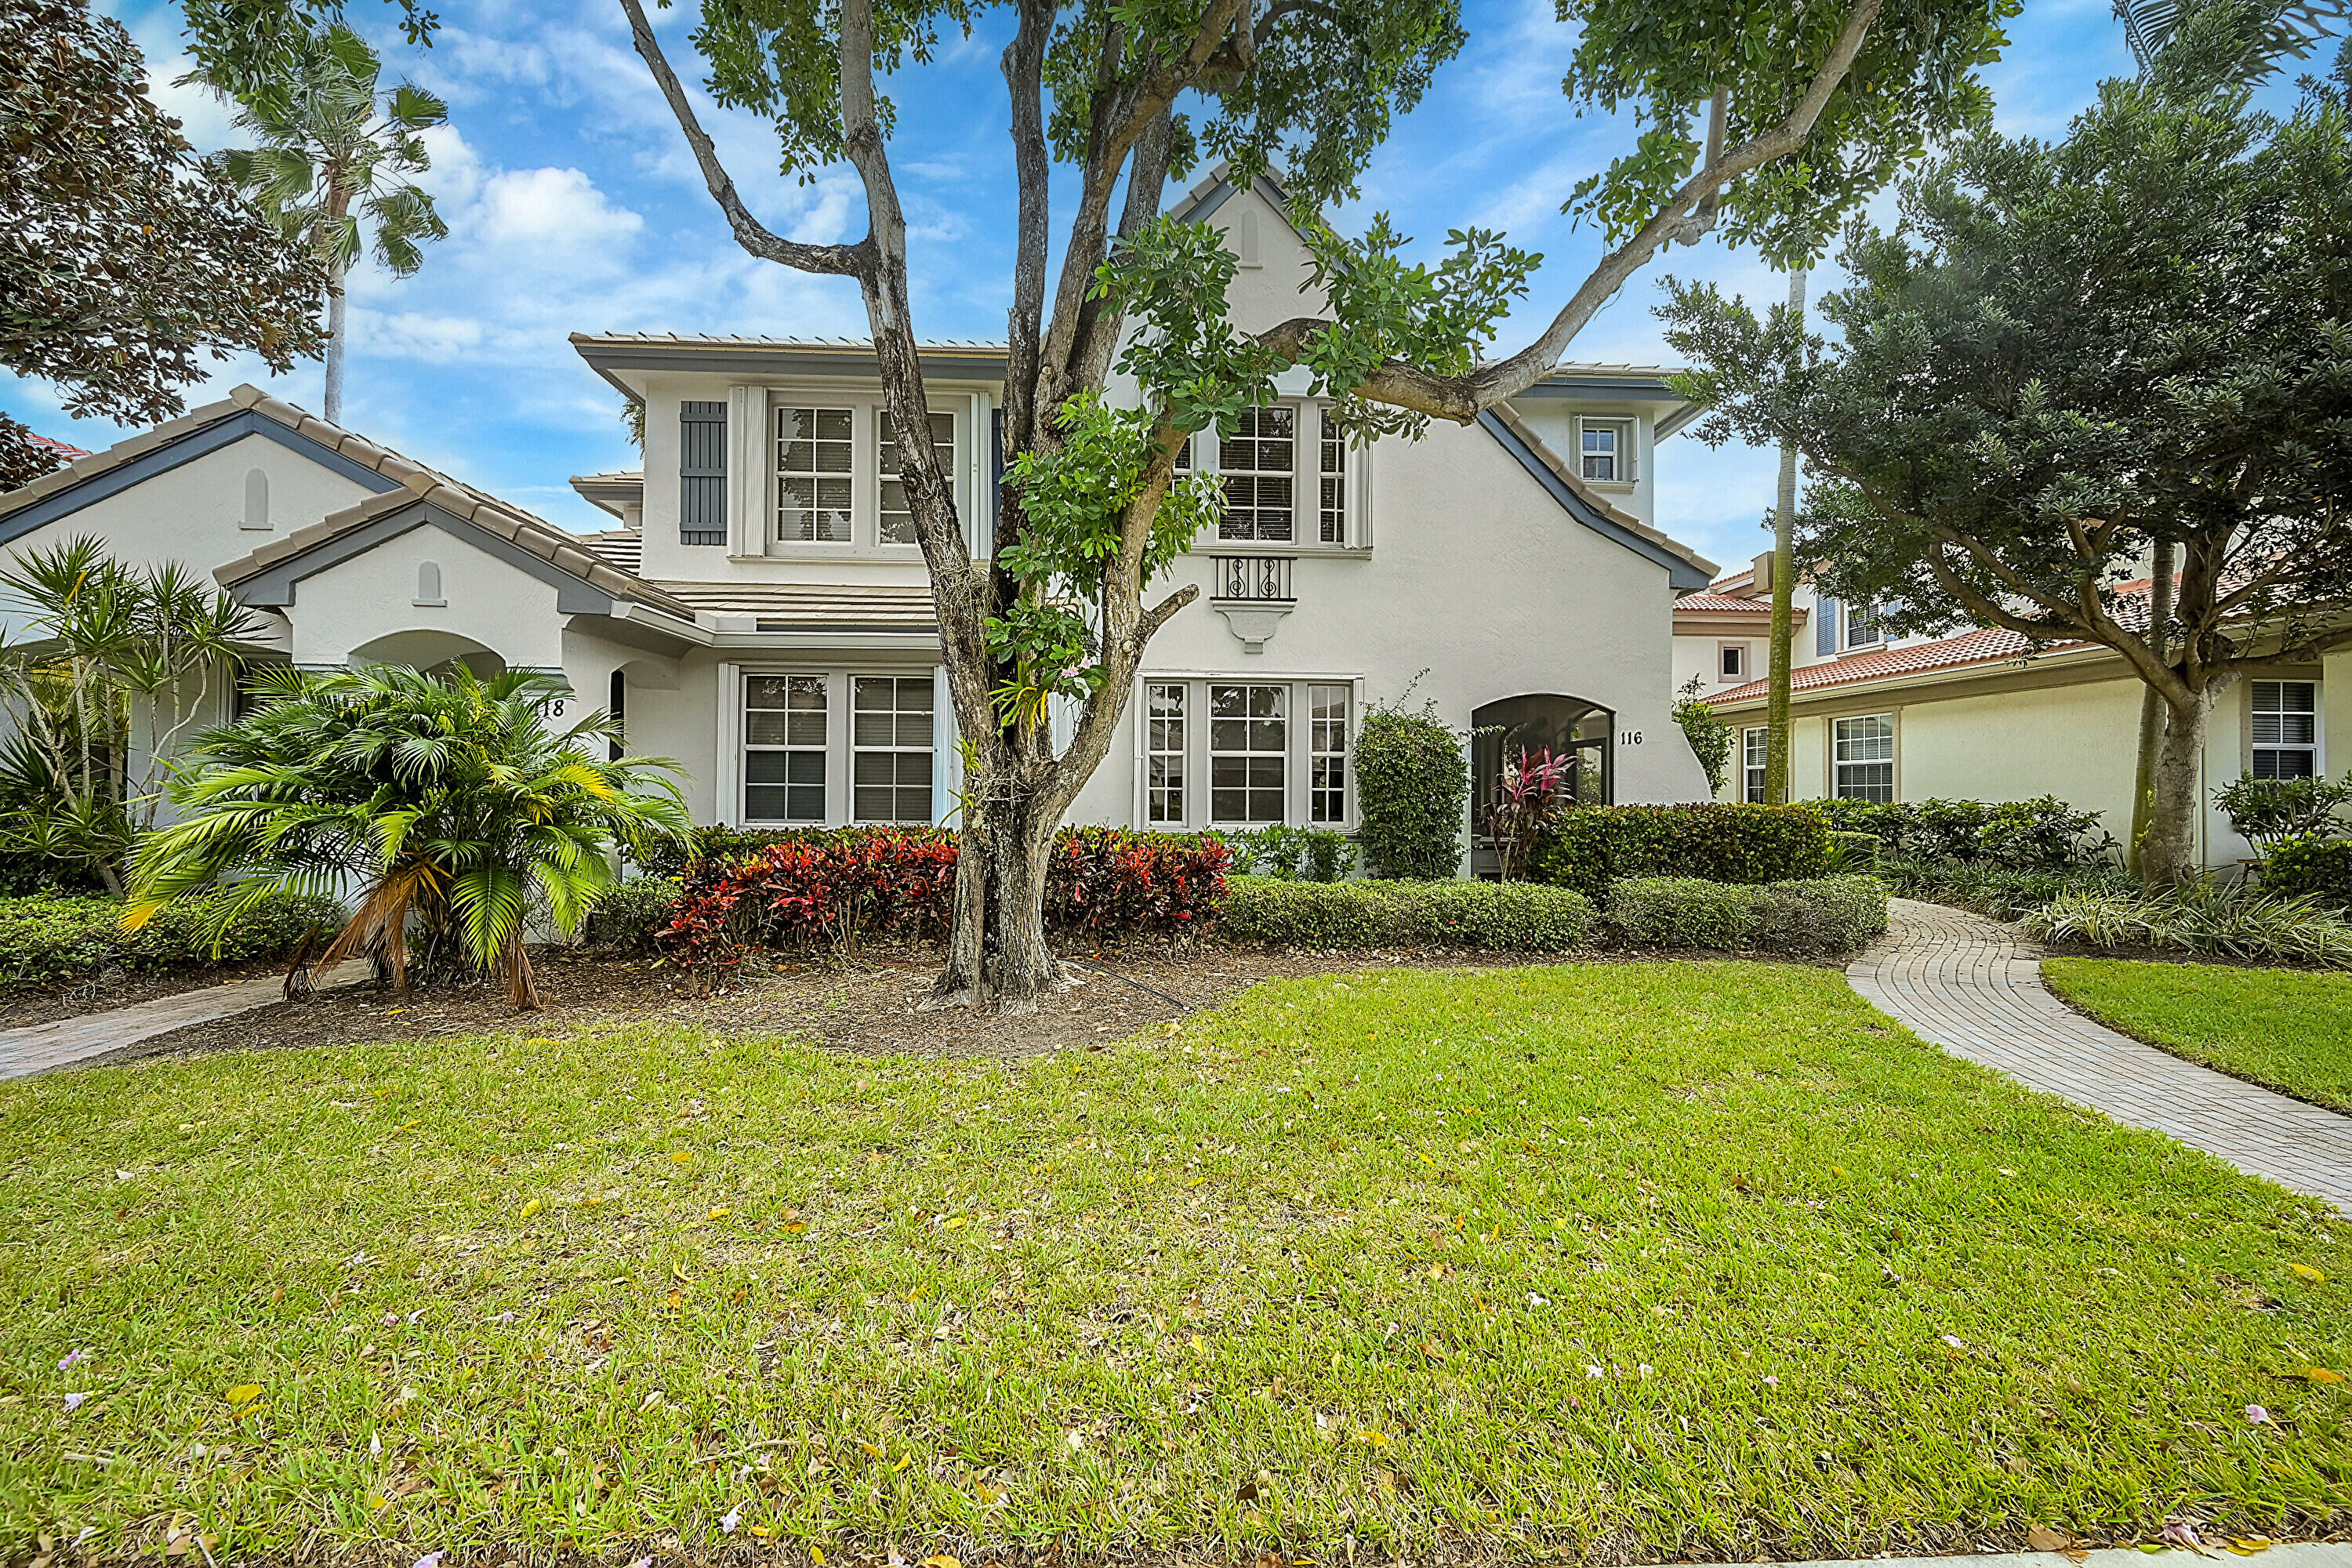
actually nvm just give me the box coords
[14,0,2160,566]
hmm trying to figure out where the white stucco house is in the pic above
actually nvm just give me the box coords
[1676,557,2351,868]
[0,171,1722,847]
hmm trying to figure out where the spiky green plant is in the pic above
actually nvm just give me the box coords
[193,23,447,423]
[125,665,693,1008]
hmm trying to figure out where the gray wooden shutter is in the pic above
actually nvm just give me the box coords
[680,401,727,546]
[1815,594,1839,655]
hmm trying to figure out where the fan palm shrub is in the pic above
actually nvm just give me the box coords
[125,664,692,1008]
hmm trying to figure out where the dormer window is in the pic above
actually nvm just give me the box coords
[1580,417,1634,484]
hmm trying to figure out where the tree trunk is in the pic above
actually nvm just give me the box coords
[2138,681,2209,889]
[2126,539,2174,876]
[1764,268,1805,806]
[324,258,348,424]
[929,782,1068,1012]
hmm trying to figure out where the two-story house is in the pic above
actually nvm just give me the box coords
[0,170,1720,851]
[1675,556,2352,867]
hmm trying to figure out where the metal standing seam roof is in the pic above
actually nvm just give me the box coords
[647,580,938,630]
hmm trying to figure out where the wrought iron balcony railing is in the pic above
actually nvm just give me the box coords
[1209,554,1294,603]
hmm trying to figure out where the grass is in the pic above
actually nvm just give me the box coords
[2042,956,2352,1113]
[2,963,2348,1568]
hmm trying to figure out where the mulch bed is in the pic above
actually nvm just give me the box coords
[71,941,1824,1073]
[0,960,292,1032]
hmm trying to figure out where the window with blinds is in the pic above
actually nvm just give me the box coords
[2252,680,2319,779]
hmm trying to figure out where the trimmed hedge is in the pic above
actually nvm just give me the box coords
[1529,804,1832,900]
[0,891,343,989]
[2262,835,2352,910]
[1813,796,2114,870]
[1608,875,1889,955]
[1215,876,1596,951]
[1355,699,1468,879]
[584,877,683,954]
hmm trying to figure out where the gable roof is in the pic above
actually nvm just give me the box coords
[1479,405,1714,589]
[0,384,698,622]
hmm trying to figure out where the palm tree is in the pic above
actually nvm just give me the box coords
[196,25,448,424]
[125,665,693,1009]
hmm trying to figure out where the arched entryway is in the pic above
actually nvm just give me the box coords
[347,630,510,681]
[1471,691,1613,817]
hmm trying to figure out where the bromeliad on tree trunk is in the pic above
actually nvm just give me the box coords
[616,0,2011,1010]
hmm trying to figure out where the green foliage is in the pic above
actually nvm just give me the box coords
[1,0,325,431]
[126,664,693,1007]
[1813,797,2116,870]
[1214,875,1595,951]
[1606,875,1889,955]
[0,536,260,889]
[1563,0,2015,267]
[1661,58,2352,662]
[1826,830,1882,872]
[1874,856,2137,921]
[2020,880,2352,966]
[2215,771,2352,852]
[1353,696,1468,880]
[583,876,683,956]
[1219,826,1356,883]
[2261,834,2352,909]
[2044,955,2352,1112]
[0,890,339,989]
[1530,804,1833,901]
[1671,675,1735,797]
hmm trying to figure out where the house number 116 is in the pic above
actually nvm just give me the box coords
[1619,728,1642,746]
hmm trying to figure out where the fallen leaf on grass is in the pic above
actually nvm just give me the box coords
[2288,1264,2326,1282]
[223,1384,263,1407]
[920,1555,960,1568]
[2295,1367,2343,1384]
[2027,1526,2087,1561]
[2228,1540,2274,1555]
[519,1199,543,1219]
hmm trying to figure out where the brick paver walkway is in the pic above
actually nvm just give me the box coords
[0,964,367,1082]
[1847,898,2352,1214]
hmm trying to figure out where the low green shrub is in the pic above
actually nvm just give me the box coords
[1607,875,1887,955]
[1214,876,1595,951]
[1220,825,1356,882]
[2019,881,2352,967]
[2260,835,2352,909]
[2214,772,2352,853]
[1529,804,1832,900]
[1813,796,2114,870]
[1827,830,1880,871]
[0,848,110,898]
[585,877,683,954]
[0,890,342,989]
[1877,856,2136,921]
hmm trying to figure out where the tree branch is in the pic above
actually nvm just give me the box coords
[1275,0,1886,423]
[615,0,866,277]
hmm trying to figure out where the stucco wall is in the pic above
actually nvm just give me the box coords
[282,523,570,672]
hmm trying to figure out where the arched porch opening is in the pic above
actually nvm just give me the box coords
[347,630,510,682]
[1471,691,1613,818]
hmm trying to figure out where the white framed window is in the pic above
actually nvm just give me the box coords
[1317,408,1347,545]
[1843,601,1884,648]
[851,676,935,822]
[879,410,955,546]
[1742,726,1769,804]
[1579,417,1634,485]
[1146,682,1187,824]
[1209,683,1288,822]
[1833,713,1896,802]
[2252,680,2319,779]
[1219,406,1295,542]
[744,675,828,821]
[1719,642,1748,681]
[1308,683,1349,823]
[775,405,855,544]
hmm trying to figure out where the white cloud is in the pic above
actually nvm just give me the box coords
[479,165,645,249]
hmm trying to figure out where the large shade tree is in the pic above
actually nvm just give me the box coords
[1661,21,2352,887]
[0,0,325,485]
[610,0,2013,1009]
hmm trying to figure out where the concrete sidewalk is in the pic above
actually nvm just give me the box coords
[0,962,367,1080]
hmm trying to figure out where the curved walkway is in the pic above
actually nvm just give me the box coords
[0,963,368,1082]
[1848,898,2352,1215]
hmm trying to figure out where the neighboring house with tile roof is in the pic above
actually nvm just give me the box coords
[0,170,1723,844]
[1677,560,2349,869]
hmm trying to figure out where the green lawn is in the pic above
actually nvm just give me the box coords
[3,964,2347,1566]
[2043,957,2352,1113]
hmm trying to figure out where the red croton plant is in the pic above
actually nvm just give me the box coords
[656,828,1232,978]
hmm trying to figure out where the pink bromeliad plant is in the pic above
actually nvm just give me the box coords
[1486,746,1574,882]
